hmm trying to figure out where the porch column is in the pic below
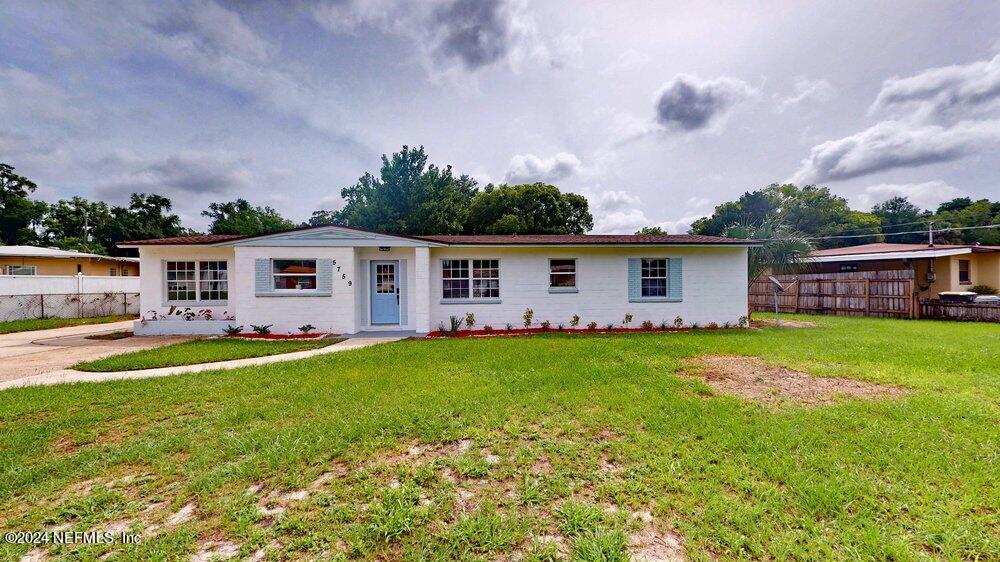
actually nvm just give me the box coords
[414,246,431,333]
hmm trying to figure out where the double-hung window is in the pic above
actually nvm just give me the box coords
[165,260,228,303]
[640,258,668,297]
[958,259,971,284]
[549,259,577,290]
[273,259,317,290]
[442,259,500,301]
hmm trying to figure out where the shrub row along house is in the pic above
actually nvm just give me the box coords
[121,225,760,335]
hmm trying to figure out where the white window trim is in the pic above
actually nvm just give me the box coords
[162,259,229,305]
[548,258,579,293]
[639,257,669,299]
[5,265,37,275]
[271,258,319,293]
[439,258,502,304]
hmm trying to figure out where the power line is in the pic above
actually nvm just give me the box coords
[759,223,1000,242]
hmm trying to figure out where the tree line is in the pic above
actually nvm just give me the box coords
[640,183,1000,249]
[4,147,997,258]
[0,146,594,256]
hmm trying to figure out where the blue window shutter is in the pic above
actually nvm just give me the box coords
[359,259,369,326]
[668,258,683,300]
[317,258,333,295]
[255,259,271,295]
[627,258,641,300]
[398,259,408,325]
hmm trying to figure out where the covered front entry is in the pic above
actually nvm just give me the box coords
[370,260,400,324]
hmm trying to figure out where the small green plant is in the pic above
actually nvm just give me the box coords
[738,315,750,328]
[557,323,565,331]
[570,314,580,328]
[587,321,597,330]
[605,322,615,330]
[465,312,476,330]
[971,284,997,295]
[522,308,534,329]
[250,324,272,335]
[723,321,732,329]
[540,320,551,331]
[640,320,654,330]
[659,320,669,330]
[623,313,633,328]
[505,323,514,332]
[298,324,315,334]
[674,315,684,329]
[437,322,446,336]
[691,322,700,330]
[223,324,243,336]
[449,316,462,334]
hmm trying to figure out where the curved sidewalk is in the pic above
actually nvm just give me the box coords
[0,336,402,391]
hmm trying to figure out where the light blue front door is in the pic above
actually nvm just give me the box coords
[370,260,400,325]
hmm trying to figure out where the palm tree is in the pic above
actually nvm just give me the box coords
[724,215,812,285]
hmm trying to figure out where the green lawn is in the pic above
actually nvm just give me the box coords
[74,338,341,372]
[1,315,997,560]
[0,314,135,335]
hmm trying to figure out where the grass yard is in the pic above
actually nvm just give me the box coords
[74,338,341,372]
[1,315,997,560]
[0,314,135,335]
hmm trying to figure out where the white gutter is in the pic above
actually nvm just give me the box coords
[808,248,972,263]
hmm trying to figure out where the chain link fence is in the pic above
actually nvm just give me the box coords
[0,292,140,321]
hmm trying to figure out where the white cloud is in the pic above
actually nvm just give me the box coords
[851,181,964,212]
[586,191,708,234]
[777,77,833,110]
[601,48,650,74]
[871,54,1000,120]
[790,119,1000,184]
[504,152,582,184]
[0,65,92,129]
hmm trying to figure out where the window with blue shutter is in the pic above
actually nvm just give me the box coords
[628,257,682,302]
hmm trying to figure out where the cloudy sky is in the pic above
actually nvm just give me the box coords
[2,1,998,232]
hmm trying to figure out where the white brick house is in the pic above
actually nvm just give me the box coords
[121,225,759,335]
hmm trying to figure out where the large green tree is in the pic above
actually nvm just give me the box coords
[465,183,593,234]
[43,196,113,254]
[331,146,478,235]
[692,184,882,248]
[105,194,187,255]
[202,198,295,235]
[871,196,928,244]
[0,163,48,245]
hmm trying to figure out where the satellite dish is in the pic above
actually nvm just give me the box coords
[768,276,785,292]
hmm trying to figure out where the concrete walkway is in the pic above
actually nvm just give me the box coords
[0,336,404,391]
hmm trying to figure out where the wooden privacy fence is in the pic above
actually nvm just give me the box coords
[750,271,916,318]
[919,300,1000,322]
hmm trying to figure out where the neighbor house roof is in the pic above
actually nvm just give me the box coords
[809,242,1000,263]
[0,245,138,262]
[121,226,760,247]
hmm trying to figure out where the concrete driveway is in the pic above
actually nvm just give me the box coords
[0,321,192,383]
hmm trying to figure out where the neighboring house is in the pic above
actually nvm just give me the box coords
[808,243,1000,295]
[120,225,759,335]
[0,246,139,276]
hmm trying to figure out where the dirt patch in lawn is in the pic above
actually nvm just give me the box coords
[751,318,817,328]
[680,355,905,406]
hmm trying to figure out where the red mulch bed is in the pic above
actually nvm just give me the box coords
[228,333,332,340]
[425,326,705,338]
